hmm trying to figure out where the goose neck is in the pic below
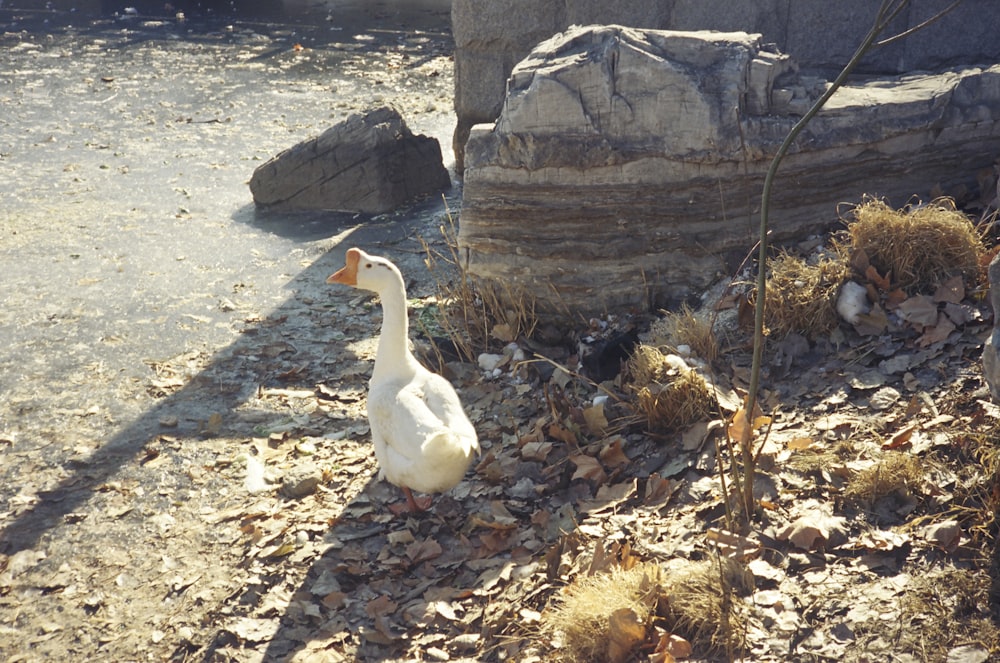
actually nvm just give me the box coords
[373,281,417,380]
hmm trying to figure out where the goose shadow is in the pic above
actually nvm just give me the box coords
[207,193,507,663]
[0,210,385,558]
[0,196,471,657]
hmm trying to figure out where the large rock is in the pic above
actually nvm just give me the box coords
[984,253,1000,401]
[458,25,1000,317]
[452,0,1000,170]
[249,106,450,214]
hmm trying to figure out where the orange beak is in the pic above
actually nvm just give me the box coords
[327,248,361,285]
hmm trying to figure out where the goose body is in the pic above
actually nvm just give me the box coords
[327,248,479,511]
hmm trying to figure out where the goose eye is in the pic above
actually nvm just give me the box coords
[365,263,372,269]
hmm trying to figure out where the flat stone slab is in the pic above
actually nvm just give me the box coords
[249,106,450,214]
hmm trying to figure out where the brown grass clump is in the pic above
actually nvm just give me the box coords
[419,213,538,363]
[846,198,984,292]
[844,451,924,506]
[544,558,749,662]
[760,250,849,339]
[544,562,663,663]
[878,567,1000,662]
[645,304,720,364]
[660,557,750,654]
[626,345,714,433]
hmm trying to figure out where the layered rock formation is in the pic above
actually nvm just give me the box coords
[249,106,449,214]
[458,25,1000,317]
[452,0,1000,171]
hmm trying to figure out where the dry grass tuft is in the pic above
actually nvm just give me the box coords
[759,250,849,339]
[645,304,720,364]
[544,562,663,663]
[882,567,1000,661]
[419,211,538,363]
[626,345,715,433]
[846,198,984,292]
[844,451,924,505]
[660,557,750,654]
[544,557,749,662]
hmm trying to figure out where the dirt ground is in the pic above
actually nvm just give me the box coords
[4,3,1000,663]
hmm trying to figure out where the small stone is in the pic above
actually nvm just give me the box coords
[281,467,322,499]
[477,352,504,372]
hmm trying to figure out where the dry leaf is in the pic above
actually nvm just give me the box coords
[729,403,771,445]
[787,436,816,451]
[491,322,515,343]
[851,247,871,273]
[547,421,579,446]
[851,529,910,552]
[932,275,965,304]
[737,293,755,330]
[226,617,277,643]
[607,607,646,663]
[884,424,916,449]
[897,295,939,327]
[405,538,444,564]
[655,631,692,659]
[706,527,761,561]
[365,594,398,619]
[728,407,752,445]
[920,520,961,552]
[854,304,888,335]
[680,420,712,451]
[521,440,552,461]
[644,473,672,504]
[260,541,296,559]
[917,313,955,347]
[599,436,630,467]
[570,454,607,484]
[583,402,609,435]
[322,591,347,609]
[865,264,892,291]
[580,480,637,514]
[884,288,908,309]
[777,513,848,551]
[943,301,975,325]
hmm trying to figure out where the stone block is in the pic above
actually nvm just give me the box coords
[458,25,1000,318]
[249,106,450,214]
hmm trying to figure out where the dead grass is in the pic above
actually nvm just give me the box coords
[882,567,999,662]
[625,345,715,434]
[759,250,849,339]
[544,562,662,663]
[419,210,538,363]
[844,451,924,505]
[543,557,749,662]
[645,304,720,364]
[845,198,984,292]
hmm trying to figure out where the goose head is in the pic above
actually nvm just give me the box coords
[327,247,403,295]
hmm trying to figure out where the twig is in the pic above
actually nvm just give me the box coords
[743,0,961,524]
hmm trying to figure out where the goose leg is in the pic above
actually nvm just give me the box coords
[388,487,432,514]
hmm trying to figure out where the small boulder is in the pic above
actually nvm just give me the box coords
[281,466,323,500]
[983,252,1000,401]
[249,106,450,214]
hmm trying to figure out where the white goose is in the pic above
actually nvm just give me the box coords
[327,247,480,512]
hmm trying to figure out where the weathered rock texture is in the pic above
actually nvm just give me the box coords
[984,253,1000,402]
[458,25,1000,317]
[249,106,450,214]
[452,0,1000,170]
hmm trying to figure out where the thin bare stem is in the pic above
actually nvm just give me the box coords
[743,0,959,523]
